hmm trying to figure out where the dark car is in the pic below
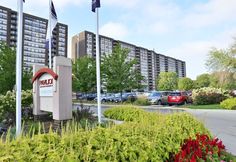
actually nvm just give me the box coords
[113,93,130,103]
[86,93,97,101]
[168,91,191,105]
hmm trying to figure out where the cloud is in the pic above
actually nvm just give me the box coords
[102,0,140,9]
[1,0,85,16]
[165,28,236,79]
[182,0,236,28]
[100,22,129,40]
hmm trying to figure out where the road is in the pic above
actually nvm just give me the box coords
[185,109,236,155]
[73,103,236,155]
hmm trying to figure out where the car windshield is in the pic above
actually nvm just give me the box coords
[170,92,181,96]
[149,92,160,97]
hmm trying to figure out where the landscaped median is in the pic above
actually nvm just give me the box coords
[0,105,235,161]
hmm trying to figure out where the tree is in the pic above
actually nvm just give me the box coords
[209,71,236,90]
[178,77,194,91]
[195,74,210,88]
[156,72,178,91]
[206,40,236,73]
[72,56,96,93]
[0,42,32,94]
[101,44,144,94]
[205,39,236,90]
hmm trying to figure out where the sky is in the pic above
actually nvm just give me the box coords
[1,0,236,79]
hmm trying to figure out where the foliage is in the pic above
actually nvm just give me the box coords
[192,87,229,105]
[210,71,236,90]
[0,42,32,95]
[174,134,227,162]
[133,96,150,106]
[0,90,33,126]
[195,73,211,88]
[178,77,194,90]
[206,39,236,90]
[0,106,211,161]
[73,103,95,121]
[72,56,96,93]
[220,98,236,110]
[101,44,144,93]
[103,105,150,122]
[156,72,178,91]
[181,104,222,110]
[206,39,236,73]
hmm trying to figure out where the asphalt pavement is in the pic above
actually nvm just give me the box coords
[73,103,236,155]
[185,109,236,155]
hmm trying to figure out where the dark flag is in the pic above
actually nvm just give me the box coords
[92,0,100,12]
[23,0,25,2]
[46,1,58,49]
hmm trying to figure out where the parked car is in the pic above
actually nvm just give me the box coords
[148,91,170,105]
[113,93,130,103]
[148,91,162,105]
[167,91,191,105]
[94,93,115,102]
[86,93,97,101]
[94,94,107,102]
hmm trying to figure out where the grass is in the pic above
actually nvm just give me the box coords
[180,104,223,109]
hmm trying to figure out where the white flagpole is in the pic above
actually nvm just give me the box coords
[49,0,52,69]
[16,0,23,136]
[96,9,101,123]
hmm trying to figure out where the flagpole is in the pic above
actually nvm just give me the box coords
[16,0,23,136]
[96,8,101,123]
[49,0,52,69]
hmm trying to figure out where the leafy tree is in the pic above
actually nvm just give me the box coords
[101,44,144,94]
[0,42,32,94]
[72,56,96,93]
[205,39,236,90]
[209,71,236,90]
[156,72,178,91]
[206,39,236,73]
[195,73,210,88]
[178,77,194,91]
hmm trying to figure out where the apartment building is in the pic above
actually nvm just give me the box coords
[0,5,68,69]
[72,31,186,91]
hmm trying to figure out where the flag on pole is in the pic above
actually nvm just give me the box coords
[46,1,57,49]
[92,0,100,12]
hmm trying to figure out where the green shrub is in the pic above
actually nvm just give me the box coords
[133,96,150,106]
[0,90,33,125]
[192,87,229,105]
[220,98,236,110]
[103,105,151,122]
[0,106,210,161]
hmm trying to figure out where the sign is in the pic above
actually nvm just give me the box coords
[39,73,53,97]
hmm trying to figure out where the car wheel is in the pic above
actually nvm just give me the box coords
[168,104,172,106]
[157,100,162,105]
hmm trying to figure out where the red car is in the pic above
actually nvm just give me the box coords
[168,91,191,105]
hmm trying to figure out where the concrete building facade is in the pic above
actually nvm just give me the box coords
[0,5,68,70]
[72,31,186,91]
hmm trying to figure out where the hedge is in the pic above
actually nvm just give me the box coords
[192,87,229,105]
[220,98,236,110]
[0,106,210,161]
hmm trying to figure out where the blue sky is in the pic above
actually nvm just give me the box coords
[1,0,236,79]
